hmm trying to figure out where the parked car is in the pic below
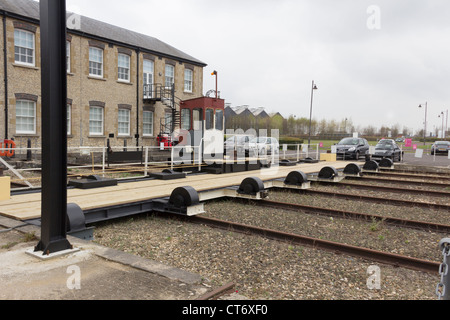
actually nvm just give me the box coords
[224,135,254,156]
[249,137,279,156]
[372,139,402,161]
[431,141,450,155]
[335,137,370,160]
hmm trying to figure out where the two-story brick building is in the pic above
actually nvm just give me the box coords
[0,0,207,150]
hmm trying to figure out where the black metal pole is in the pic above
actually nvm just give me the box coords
[35,0,72,254]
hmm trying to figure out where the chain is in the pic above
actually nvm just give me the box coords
[436,240,450,300]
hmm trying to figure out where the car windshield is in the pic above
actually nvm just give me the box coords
[436,142,449,146]
[338,138,359,145]
[376,143,393,149]
[250,137,267,143]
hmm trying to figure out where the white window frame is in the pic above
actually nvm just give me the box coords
[67,104,71,135]
[181,108,191,130]
[14,29,35,66]
[118,108,131,136]
[89,106,104,136]
[184,69,193,93]
[16,100,36,135]
[66,41,71,73]
[118,53,130,82]
[143,60,154,99]
[165,64,174,88]
[143,111,154,137]
[89,47,103,77]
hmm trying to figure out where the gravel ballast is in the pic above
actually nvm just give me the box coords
[93,189,444,300]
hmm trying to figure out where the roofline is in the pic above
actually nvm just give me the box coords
[0,9,207,68]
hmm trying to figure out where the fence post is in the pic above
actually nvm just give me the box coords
[27,139,32,161]
[144,146,149,176]
[102,146,106,176]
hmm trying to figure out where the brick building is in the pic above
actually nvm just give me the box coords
[0,0,207,150]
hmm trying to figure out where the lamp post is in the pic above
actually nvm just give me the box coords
[308,80,318,146]
[439,111,445,139]
[211,70,218,98]
[418,103,427,146]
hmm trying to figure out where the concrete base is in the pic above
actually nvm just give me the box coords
[26,247,80,261]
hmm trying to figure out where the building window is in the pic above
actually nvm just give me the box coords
[89,47,103,77]
[67,104,71,135]
[14,29,35,66]
[181,109,191,130]
[205,109,214,130]
[118,54,130,82]
[16,100,36,134]
[193,109,201,131]
[143,60,154,98]
[215,110,224,131]
[118,108,130,136]
[143,111,154,136]
[165,65,174,88]
[66,41,71,73]
[184,69,193,93]
[89,106,104,135]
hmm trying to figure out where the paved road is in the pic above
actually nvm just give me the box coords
[401,152,450,168]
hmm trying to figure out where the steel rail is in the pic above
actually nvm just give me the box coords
[345,175,450,189]
[196,282,236,300]
[365,171,450,182]
[156,212,440,274]
[233,198,450,233]
[285,188,450,211]
[314,180,450,198]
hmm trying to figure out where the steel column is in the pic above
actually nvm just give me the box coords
[34,0,72,254]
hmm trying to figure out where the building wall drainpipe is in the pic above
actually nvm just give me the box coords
[3,12,8,140]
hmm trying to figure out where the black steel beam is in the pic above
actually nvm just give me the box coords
[34,0,72,254]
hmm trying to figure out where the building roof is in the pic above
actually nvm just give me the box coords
[0,0,207,67]
[249,107,269,117]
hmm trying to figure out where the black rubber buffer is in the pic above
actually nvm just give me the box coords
[284,171,308,186]
[66,203,86,233]
[318,166,338,179]
[169,186,199,207]
[379,158,394,168]
[343,163,361,175]
[363,160,379,171]
[238,177,265,195]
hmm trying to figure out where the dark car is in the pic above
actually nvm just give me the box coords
[372,139,402,161]
[431,141,450,155]
[335,137,370,160]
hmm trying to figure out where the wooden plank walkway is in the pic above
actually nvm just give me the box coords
[0,161,352,221]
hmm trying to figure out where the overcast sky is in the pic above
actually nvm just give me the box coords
[65,0,450,135]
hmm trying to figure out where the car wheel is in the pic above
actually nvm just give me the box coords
[355,151,360,160]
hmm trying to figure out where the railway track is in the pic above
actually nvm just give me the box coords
[233,198,450,233]
[155,211,440,275]
[313,180,450,198]
[345,175,450,189]
[365,171,450,183]
[91,165,448,299]
[285,188,450,211]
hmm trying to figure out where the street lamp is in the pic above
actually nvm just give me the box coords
[439,111,445,139]
[308,80,318,146]
[418,102,427,145]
